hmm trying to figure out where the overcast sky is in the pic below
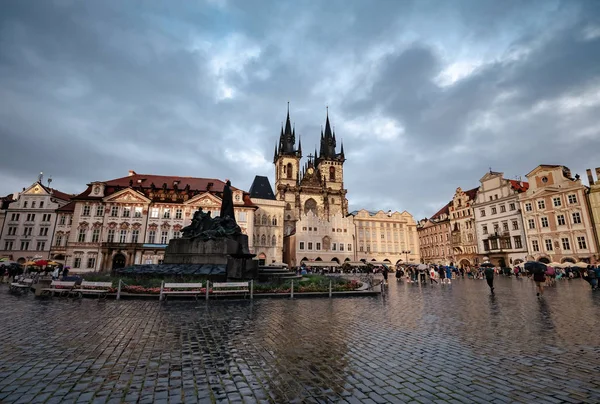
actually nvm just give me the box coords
[1,0,599,219]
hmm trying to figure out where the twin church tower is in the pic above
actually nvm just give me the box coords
[272,105,348,235]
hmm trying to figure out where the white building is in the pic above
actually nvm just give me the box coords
[0,180,72,263]
[249,176,285,265]
[473,171,529,267]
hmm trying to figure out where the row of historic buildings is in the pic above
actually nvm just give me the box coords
[0,108,421,271]
[418,165,600,268]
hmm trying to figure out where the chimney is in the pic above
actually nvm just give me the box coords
[128,170,137,176]
[206,182,214,191]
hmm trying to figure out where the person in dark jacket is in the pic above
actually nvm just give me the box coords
[586,267,597,290]
[484,266,495,294]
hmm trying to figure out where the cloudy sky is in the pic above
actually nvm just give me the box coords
[1,0,599,219]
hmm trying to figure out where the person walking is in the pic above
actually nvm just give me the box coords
[381,266,389,285]
[533,265,546,297]
[484,265,495,294]
[445,266,452,284]
[586,266,597,291]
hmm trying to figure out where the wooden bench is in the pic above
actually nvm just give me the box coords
[40,280,76,297]
[71,281,113,299]
[9,278,34,294]
[211,282,250,298]
[160,282,203,301]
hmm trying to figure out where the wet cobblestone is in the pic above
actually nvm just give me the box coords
[0,277,599,403]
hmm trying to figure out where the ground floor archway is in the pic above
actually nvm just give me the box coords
[112,253,126,270]
[561,257,576,263]
[459,258,471,268]
[538,256,550,264]
[331,257,340,264]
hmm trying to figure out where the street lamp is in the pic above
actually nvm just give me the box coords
[401,250,411,264]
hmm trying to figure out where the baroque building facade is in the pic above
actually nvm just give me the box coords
[417,203,453,265]
[449,187,479,267]
[249,175,284,265]
[585,168,600,253]
[49,171,257,272]
[351,209,419,265]
[0,179,72,262]
[520,165,597,264]
[473,171,529,267]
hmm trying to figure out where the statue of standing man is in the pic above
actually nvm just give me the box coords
[220,180,237,226]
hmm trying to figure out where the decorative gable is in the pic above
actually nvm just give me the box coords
[103,188,150,204]
[185,192,222,208]
[23,182,49,196]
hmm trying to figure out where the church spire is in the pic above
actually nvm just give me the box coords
[297,133,302,155]
[273,143,278,163]
[284,102,292,136]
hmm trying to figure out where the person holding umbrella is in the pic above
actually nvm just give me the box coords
[481,262,495,294]
[525,261,547,297]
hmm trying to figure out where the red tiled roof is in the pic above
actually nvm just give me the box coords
[464,187,479,201]
[57,201,76,212]
[431,201,451,220]
[509,180,529,192]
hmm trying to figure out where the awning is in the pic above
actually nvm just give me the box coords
[301,261,340,268]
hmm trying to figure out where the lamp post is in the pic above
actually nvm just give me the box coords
[401,250,411,264]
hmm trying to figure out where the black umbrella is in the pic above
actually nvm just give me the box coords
[480,262,495,268]
[524,261,546,273]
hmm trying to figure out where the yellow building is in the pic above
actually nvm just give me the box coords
[585,168,600,256]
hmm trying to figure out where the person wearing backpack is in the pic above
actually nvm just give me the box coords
[587,267,597,291]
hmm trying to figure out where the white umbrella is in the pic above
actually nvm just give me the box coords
[416,263,429,270]
[0,260,17,266]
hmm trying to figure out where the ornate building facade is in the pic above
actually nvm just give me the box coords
[351,209,419,265]
[0,179,72,262]
[520,165,597,264]
[473,171,529,267]
[586,168,600,253]
[49,171,257,272]
[449,187,479,267]
[249,175,284,265]
[417,203,452,265]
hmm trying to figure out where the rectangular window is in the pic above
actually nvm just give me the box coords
[491,207,497,215]
[55,235,63,247]
[123,207,131,217]
[131,230,139,243]
[577,236,587,250]
[509,203,516,211]
[541,217,549,228]
[68,215,72,225]
[82,205,91,216]
[381,233,385,239]
[78,229,86,243]
[39,201,44,208]
[23,201,28,208]
[512,221,519,230]
[490,239,498,250]
[237,211,247,222]
[24,227,33,236]
[316,242,321,251]
[525,203,532,212]
[308,242,313,250]
[537,200,545,210]
[568,194,577,204]
[532,240,540,252]
[493,224,499,233]
[160,231,169,244]
[96,206,104,216]
[500,205,506,213]
[11,213,20,221]
[36,241,45,251]
[74,257,81,268]
[43,214,51,221]
[480,209,486,217]
[163,209,170,219]
[500,238,512,249]
[553,197,562,207]
[513,236,522,249]
[348,244,352,251]
[173,231,181,239]
[175,209,183,219]
[557,215,565,226]
[545,239,553,251]
[87,257,96,269]
[8,227,16,236]
[150,208,159,218]
[39,227,48,236]
[502,222,509,232]
[4,241,13,250]
[528,219,536,229]
[561,237,571,250]
[111,206,119,217]
[120,230,127,243]
[299,242,305,250]
[21,241,30,250]
[483,240,490,251]
[107,229,115,243]
[148,230,156,244]
[32,201,36,208]
[572,212,582,224]
[332,243,337,251]
[92,228,100,243]
[340,243,344,251]
[134,207,142,218]
[26,213,35,221]
[59,215,66,225]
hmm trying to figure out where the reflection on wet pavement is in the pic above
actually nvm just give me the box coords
[0,277,599,403]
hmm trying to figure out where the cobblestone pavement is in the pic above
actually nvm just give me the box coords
[0,277,599,403]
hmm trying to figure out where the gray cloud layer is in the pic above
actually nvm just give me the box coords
[1,0,599,219]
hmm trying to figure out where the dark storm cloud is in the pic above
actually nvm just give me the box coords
[0,0,599,220]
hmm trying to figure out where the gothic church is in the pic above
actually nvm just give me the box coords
[273,106,348,236]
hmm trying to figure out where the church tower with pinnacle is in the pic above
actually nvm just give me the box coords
[273,105,348,236]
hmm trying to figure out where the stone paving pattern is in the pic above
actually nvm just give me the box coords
[0,276,599,403]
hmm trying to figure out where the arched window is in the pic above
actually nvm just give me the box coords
[304,198,317,214]
[272,217,277,226]
[261,234,266,245]
[286,163,293,179]
[253,234,257,244]
[329,166,335,181]
[271,235,276,246]
[255,214,260,225]
[261,215,267,225]
[285,203,291,210]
